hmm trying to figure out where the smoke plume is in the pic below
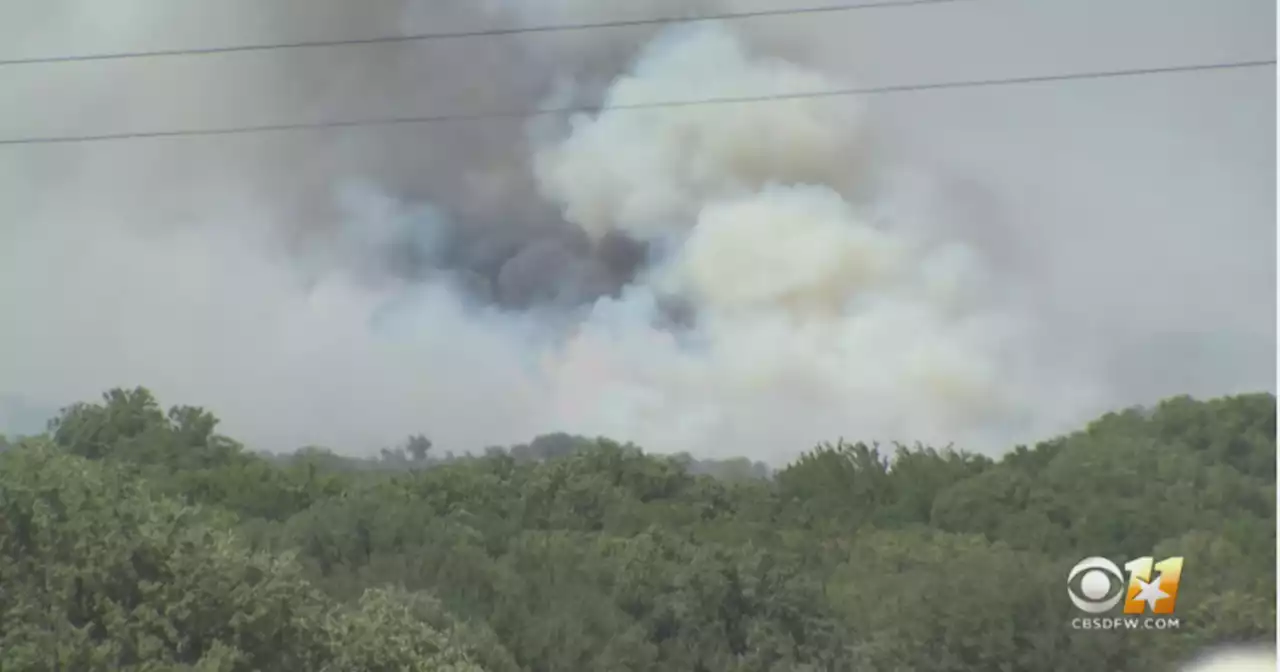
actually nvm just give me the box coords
[0,0,1271,461]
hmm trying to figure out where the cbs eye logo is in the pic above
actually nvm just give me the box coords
[1067,556,1184,614]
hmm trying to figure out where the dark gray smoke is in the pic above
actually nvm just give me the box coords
[0,0,671,309]
[238,0,668,311]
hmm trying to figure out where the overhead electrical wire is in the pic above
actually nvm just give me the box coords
[0,0,975,66]
[0,58,1271,147]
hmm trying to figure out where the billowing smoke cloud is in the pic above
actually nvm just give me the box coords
[0,1,1271,460]
[512,24,1101,457]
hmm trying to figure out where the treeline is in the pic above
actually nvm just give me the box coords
[0,387,1274,671]
[274,431,772,482]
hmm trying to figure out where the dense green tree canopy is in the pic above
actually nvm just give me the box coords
[0,387,1274,670]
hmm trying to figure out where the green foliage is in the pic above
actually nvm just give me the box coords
[0,443,491,671]
[2,386,1275,671]
[321,587,487,672]
[829,529,1118,671]
[49,388,240,470]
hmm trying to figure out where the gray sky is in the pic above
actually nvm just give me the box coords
[0,0,1273,459]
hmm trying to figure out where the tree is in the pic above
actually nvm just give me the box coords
[3,387,1273,671]
[406,434,433,462]
[929,466,1067,552]
[0,441,492,672]
[828,529,1134,672]
[775,440,892,530]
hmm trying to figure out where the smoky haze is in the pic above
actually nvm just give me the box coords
[0,0,1273,462]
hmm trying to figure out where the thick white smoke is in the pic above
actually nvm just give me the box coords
[521,25,1100,459]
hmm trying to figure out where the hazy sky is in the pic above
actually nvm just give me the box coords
[0,0,1273,460]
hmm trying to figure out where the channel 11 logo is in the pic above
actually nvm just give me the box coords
[1067,556,1184,614]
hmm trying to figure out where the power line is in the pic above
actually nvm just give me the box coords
[0,58,1272,147]
[0,0,973,67]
